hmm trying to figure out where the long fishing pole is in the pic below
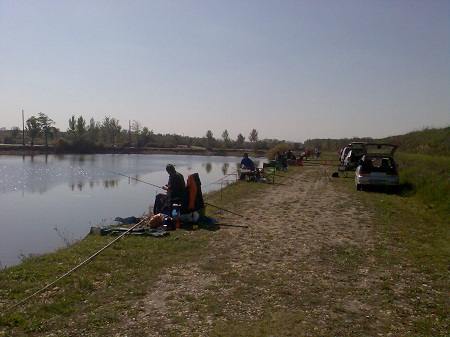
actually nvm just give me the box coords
[203,170,238,188]
[95,166,246,219]
[94,166,164,190]
[5,218,146,311]
[204,202,246,218]
[204,222,249,229]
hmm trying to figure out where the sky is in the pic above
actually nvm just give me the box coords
[0,0,449,143]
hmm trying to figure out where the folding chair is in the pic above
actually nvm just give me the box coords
[260,163,276,183]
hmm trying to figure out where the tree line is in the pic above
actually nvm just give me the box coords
[3,112,303,153]
[4,112,447,156]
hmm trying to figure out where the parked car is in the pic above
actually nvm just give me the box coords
[355,143,399,191]
[339,146,351,164]
[343,142,366,169]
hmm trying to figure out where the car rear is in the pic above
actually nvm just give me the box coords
[355,155,399,191]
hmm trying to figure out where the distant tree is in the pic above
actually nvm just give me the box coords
[102,116,122,146]
[131,120,142,147]
[206,130,214,148]
[222,129,230,148]
[26,116,41,146]
[38,112,55,148]
[11,127,20,139]
[87,118,100,142]
[76,116,86,137]
[67,115,77,138]
[236,133,245,148]
[141,127,154,146]
[67,115,86,140]
[249,129,258,143]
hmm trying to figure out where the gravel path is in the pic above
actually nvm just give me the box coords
[123,166,394,336]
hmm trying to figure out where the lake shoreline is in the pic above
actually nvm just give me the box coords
[0,153,259,268]
[0,145,267,158]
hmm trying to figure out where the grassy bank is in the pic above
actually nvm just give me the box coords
[0,160,448,336]
[396,152,450,215]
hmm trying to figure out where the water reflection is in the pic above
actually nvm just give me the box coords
[0,153,268,267]
[1,153,262,196]
[222,163,229,175]
[1,154,267,194]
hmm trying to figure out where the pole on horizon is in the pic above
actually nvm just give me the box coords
[22,110,25,145]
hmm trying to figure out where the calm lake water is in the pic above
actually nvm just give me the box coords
[0,154,265,268]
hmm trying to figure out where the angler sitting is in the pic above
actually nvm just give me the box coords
[153,164,185,215]
[239,153,255,180]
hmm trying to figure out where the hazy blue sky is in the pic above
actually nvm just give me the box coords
[1,0,448,142]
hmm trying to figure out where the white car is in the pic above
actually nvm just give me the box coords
[343,142,366,169]
[355,144,399,192]
[339,146,351,164]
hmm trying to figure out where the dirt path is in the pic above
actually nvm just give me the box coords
[124,166,392,336]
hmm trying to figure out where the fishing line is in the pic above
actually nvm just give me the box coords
[95,166,246,219]
[4,219,146,312]
[93,165,164,190]
[203,170,238,188]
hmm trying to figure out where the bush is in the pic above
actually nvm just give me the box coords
[266,143,292,160]
[54,138,71,153]
[3,136,15,144]
[54,138,105,154]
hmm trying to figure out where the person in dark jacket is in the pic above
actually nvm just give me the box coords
[240,153,255,170]
[163,164,185,202]
[153,164,185,215]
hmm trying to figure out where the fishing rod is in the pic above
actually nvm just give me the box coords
[217,223,249,228]
[5,218,146,311]
[203,222,249,229]
[204,202,246,218]
[95,166,246,219]
[203,170,238,188]
[93,166,164,190]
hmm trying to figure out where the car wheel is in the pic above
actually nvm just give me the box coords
[356,184,362,191]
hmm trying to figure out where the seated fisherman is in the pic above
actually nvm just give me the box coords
[153,164,185,215]
[239,153,255,180]
[240,153,255,170]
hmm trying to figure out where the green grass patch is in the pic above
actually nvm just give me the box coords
[396,152,449,215]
